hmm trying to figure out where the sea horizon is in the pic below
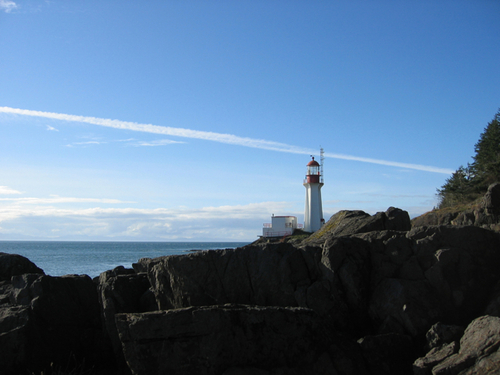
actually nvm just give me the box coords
[0,240,250,278]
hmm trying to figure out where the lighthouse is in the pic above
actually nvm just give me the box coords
[303,156,324,232]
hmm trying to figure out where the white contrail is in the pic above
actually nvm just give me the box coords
[0,106,454,174]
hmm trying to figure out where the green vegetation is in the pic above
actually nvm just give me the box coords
[305,210,350,242]
[437,109,500,208]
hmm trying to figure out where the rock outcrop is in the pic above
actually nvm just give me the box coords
[411,182,500,231]
[302,206,411,245]
[1,265,111,374]
[483,182,500,215]
[98,266,155,371]
[2,205,500,374]
[0,252,44,281]
[116,304,369,375]
[414,315,500,374]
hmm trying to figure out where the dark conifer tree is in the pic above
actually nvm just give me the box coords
[437,109,500,208]
[471,110,500,189]
[437,164,475,208]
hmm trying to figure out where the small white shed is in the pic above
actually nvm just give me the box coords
[262,215,299,238]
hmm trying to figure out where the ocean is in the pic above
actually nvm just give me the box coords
[0,241,249,278]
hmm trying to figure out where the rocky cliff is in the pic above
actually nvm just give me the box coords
[2,201,500,374]
[412,182,500,232]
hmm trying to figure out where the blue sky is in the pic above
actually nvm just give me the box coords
[0,0,499,241]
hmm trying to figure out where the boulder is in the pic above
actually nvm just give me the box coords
[0,280,13,305]
[132,256,170,273]
[321,225,500,336]
[358,333,414,375]
[146,243,348,323]
[424,322,465,352]
[303,207,411,246]
[319,235,372,332]
[410,226,500,325]
[8,273,111,373]
[483,280,500,318]
[369,277,441,337]
[0,305,32,374]
[0,252,44,281]
[98,267,154,369]
[483,182,500,215]
[413,341,460,375]
[115,304,369,375]
[416,315,500,375]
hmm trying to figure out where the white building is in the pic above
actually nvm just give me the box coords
[262,215,299,238]
[261,154,324,237]
[303,156,324,232]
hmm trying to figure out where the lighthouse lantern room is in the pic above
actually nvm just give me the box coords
[303,154,324,233]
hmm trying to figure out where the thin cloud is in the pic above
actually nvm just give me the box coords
[73,141,104,145]
[0,200,288,220]
[133,139,184,147]
[0,106,454,174]
[0,186,22,195]
[0,196,133,204]
[46,125,58,131]
[0,0,17,13]
[66,140,105,147]
[0,201,290,240]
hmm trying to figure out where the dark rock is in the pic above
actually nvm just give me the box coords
[115,304,369,375]
[142,223,500,339]
[0,252,44,281]
[483,182,500,215]
[425,315,500,375]
[411,226,500,325]
[319,235,372,331]
[425,322,465,352]
[98,268,154,369]
[146,243,335,315]
[10,273,43,305]
[484,280,500,318]
[3,208,500,375]
[369,277,441,337]
[110,265,136,275]
[385,206,412,231]
[413,341,460,375]
[303,207,411,246]
[8,273,110,373]
[451,210,476,226]
[412,322,465,375]
[0,304,32,375]
[0,280,13,304]
[132,256,169,273]
[412,182,500,231]
[358,333,414,375]
[321,225,500,336]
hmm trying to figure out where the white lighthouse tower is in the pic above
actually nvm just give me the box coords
[303,155,324,233]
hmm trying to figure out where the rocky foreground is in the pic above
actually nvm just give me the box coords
[2,188,500,374]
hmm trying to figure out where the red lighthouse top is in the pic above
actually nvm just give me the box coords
[307,158,320,167]
[305,157,321,183]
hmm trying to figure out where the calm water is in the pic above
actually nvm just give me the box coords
[0,241,249,278]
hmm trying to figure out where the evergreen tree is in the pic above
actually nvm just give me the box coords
[471,110,500,189]
[437,164,475,208]
[437,109,500,208]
